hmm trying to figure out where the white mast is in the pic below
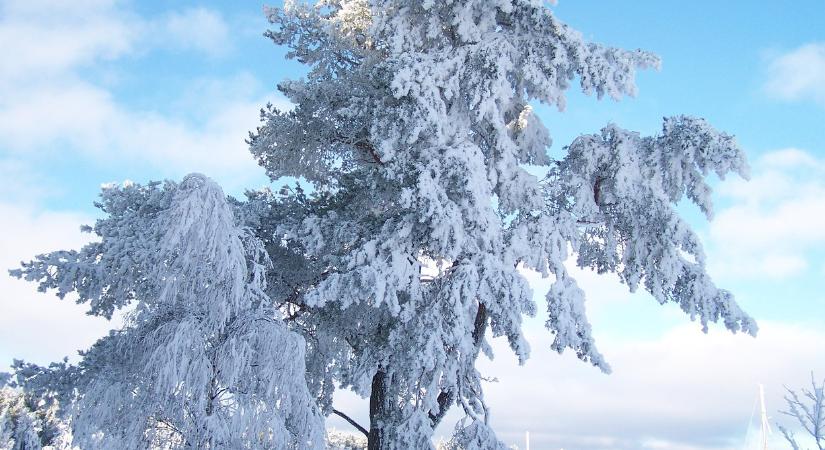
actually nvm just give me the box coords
[759,384,771,450]
[525,431,530,450]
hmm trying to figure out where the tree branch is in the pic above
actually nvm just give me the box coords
[472,302,488,346]
[332,132,384,166]
[429,302,488,428]
[332,407,368,438]
[354,141,384,166]
[428,390,454,427]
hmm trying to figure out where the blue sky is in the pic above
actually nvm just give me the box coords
[1,1,824,449]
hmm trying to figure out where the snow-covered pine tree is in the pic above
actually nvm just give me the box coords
[248,1,757,448]
[8,175,325,449]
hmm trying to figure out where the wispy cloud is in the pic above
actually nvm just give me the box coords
[764,43,825,107]
[0,202,115,371]
[475,320,822,450]
[0,76,274,180]
[706,148,825,280]
[0,0,136,84]
[0,0,278,188]
[150,7,233,58]
[0,0,233,83]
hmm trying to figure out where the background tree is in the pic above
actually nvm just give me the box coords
[249,0,756,448]
[8,175,325,449]
[0,385,66,450]
[326,429,368,450]
[779,374,825,450]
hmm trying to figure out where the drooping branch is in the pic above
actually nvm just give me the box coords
[429,302,488,428]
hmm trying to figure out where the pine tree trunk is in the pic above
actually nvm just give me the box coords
[367,305,488,449]
[367,368,388,450]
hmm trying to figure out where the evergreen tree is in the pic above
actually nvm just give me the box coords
[247,0,756,448]
[9,175,325,449]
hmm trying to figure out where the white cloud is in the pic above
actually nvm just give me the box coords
[152,7,232,57]
[0,77,277,187]
[473,319,824,450]
[764,43,825,106]
[0,0,283,189]
[759,147,825,170]
[0,202,116,371]
[0,0,232,82]
[0,159,54,201]
[0,0,137,84]
[706,148,825,280]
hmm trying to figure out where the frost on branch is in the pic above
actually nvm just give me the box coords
[544,265,608,371]
[9,174,324,449]
[778,373,825,450]
[552,116,755,335]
